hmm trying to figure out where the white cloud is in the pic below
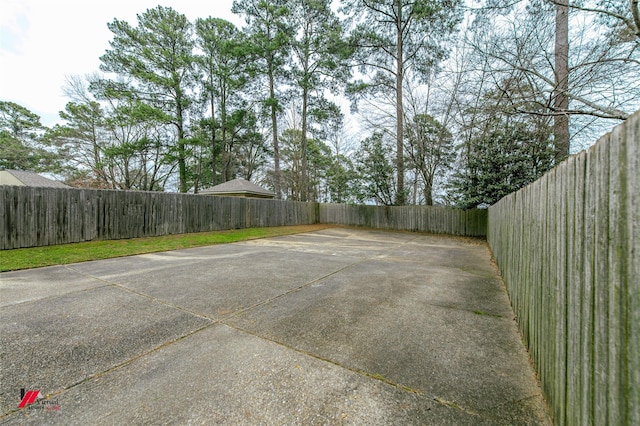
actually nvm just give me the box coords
[0,2,31,55]
[0,0,239,126]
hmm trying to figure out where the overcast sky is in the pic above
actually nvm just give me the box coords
[0,0,242,127]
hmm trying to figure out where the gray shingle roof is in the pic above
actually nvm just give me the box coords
[200,178,274,198]
[0,170,71,188]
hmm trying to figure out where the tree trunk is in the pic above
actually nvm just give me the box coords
[176,95,187,193]
[210,78,217,187]
[632,0,640,38]
[554,0,570,162]
[221,83,231,182]
[424,174,433,206]
[301,84,309,202]
[395,1,405,205]
[268,59,282,199]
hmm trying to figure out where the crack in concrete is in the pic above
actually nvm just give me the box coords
[63,265,216,322]
[9,257,380,421]
[219,261,367,322]
[482,392,546,411]
[1,231,538,422]
[432,396,480,417]
[0,320,218,420]
[421,300,510,319]
[219,321,420,392]
[217,322,486,420]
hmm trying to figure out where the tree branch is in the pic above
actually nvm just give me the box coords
[477,40,631,121]
[362,0,396,21]
[545,0,640,37]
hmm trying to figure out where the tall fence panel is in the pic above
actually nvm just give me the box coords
[320,203,487,237]
[1,189,487,250]
[487,110,640,425]
[0,188,319,250]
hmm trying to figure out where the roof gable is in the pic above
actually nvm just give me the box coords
[200,178,274,197]
[0,170,71,188]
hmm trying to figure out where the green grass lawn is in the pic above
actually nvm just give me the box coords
[0,224,333,272]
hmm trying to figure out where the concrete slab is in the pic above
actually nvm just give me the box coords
[4,324,491,425]
[0,286,211,415]
[226,260,543,423]
[0,266,107,308]
[0,228,551,424]
[70,247,357,320]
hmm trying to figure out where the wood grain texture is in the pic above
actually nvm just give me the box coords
[487,110,640,425]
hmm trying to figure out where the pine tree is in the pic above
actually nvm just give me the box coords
[99,6,196,192]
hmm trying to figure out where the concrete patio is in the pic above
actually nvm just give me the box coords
[0,227,550,424]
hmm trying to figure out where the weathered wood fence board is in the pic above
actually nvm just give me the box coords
[319,203,487,237]
[487,110,640,425]
[1,191,487,250]
[0,188,319,250]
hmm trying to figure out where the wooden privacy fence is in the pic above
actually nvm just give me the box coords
[0,187,318,250]
[487,110,639,425]
[320,203,487,237]
[1,187,488,250]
